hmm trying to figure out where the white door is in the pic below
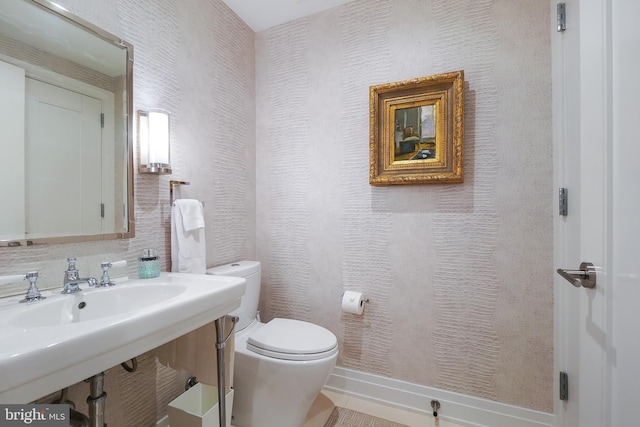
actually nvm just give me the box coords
[554,0,640,426]
[25,78,103,237]
[609,1,640,425]
[0,61,26,238]
[553,0,608,425]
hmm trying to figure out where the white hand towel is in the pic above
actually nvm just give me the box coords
[171,199,206,274]
[179,199,205,231]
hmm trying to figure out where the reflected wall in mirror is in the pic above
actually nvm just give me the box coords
[369,70,464,185]
[0,0,134,246]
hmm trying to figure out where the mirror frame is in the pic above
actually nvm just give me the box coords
[369,70,464,185]
[1,0,135,247]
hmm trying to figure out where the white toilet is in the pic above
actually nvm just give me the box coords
[207,261,338,427]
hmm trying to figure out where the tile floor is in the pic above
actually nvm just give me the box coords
[302,389,468,427]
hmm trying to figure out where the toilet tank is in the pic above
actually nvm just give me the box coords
[207,261,261,331]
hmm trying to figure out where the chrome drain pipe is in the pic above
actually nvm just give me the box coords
[85,372,107,427]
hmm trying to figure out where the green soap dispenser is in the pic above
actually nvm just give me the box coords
[138,248,160,278]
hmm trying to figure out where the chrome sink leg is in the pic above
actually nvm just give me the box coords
[85,372,106,427]
[215,316,239,427]
[215,318,227,427]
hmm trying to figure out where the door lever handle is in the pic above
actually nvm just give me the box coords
[556,262,596,289]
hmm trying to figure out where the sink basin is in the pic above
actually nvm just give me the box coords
[0,273,246,403]
[9,284,186,328]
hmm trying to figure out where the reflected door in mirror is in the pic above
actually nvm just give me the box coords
[25,79,105,237]
[0,60,26,239]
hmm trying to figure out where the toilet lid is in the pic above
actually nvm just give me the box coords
[247,318,338,361]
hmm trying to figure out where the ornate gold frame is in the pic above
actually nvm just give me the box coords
[369,70,464,185]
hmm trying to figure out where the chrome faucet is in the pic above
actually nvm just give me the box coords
[0,272,46,303]
[21,271,46,303]
[98,260,127,287]
[62,258,97,293]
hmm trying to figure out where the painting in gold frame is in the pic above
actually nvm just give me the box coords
[369,70,464,185]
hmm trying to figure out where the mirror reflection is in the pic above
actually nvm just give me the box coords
[0,0,133,245]
[393,104,437,161]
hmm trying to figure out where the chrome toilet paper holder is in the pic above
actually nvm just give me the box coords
[341,292,370,304]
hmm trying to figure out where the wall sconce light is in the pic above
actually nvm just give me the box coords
[138,109,172,174]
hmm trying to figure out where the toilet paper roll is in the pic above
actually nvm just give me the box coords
[342,291,366,315]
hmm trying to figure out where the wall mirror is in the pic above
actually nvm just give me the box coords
[369,70,464,185]
[0,0,134,246]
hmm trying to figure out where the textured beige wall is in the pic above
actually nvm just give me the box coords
[255,0,553,413]
[0,0,255,422]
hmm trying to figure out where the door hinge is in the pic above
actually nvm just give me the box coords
[100,113,105,128]
[559,188,568,216]
[559,371,569,401]
[557,3,566,32]
[100,203,105,218]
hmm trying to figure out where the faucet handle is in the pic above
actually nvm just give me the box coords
[20,271,46,303]
[0,274,27,286]
[107,260,127,269]
[99,260,127,287]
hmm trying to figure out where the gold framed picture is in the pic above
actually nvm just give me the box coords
[369,70,464,185]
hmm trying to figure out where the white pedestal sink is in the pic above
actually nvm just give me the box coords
[0,273,246,403]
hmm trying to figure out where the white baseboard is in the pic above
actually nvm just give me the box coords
[324,367,553,427]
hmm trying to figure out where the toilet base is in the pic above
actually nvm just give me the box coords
[231,322,338,427]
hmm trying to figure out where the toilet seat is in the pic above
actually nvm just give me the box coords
[246,318,338,361]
